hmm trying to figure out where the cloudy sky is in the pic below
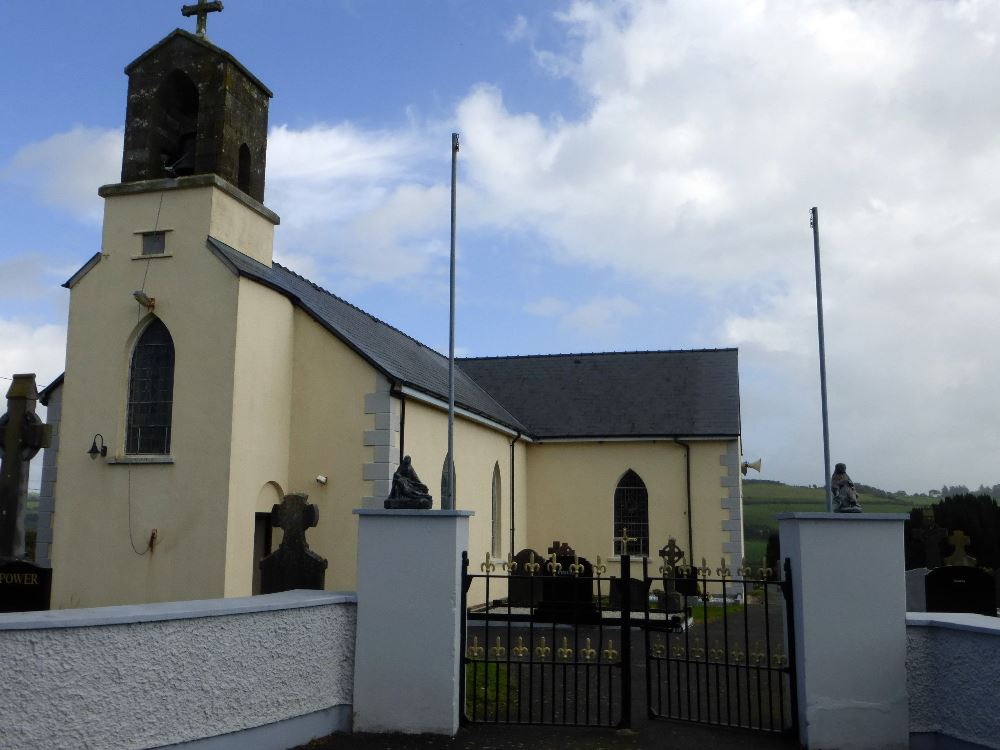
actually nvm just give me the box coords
[3,0,999,494]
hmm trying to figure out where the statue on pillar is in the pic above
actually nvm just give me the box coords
[831,462,863,513]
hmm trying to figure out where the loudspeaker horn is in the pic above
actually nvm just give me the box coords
[741,458,762,476]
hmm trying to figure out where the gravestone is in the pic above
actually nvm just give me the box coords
[535,540,599,623]
[609,575,651,611]
[925,566,996,616]
[507,547,547,607]
[944,530,977,567]
[905,567,929,612]
[0,374,52,612]
[656,538,688,612]
[259,492,328,594]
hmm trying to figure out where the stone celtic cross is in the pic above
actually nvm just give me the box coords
[181,0,223,37]
[259,492,328,594]
[0,375,51,559]
[945,529,977,567]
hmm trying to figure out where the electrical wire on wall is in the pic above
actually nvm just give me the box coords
[126,465,152,555]
[125,192,166,556]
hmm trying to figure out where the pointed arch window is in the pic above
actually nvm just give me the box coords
[614,469,649,556]
[491,462,502,556]
[126,318,175,454]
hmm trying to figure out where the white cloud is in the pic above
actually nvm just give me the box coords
[266,122,448,285]
[0,318,66,387]
[7,127,122,223]
[560,296,640,338]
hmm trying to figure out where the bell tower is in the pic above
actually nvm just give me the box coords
[119,3,272,203]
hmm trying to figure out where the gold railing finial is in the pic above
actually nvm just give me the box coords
[481,551,496,573]
[603,639,619,662]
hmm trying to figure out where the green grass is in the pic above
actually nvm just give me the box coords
[691,602,745,624]
[741,482,928,563]
[465,661,518,719]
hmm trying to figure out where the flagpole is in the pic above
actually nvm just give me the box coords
[811,207,833,512]
[446,133,459,510]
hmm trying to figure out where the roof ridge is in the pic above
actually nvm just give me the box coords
[272,261,452,361]
[458,347,737,362]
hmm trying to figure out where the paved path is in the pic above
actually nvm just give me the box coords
[299,722,797,749]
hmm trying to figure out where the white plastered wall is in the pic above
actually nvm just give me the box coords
[51,185,252,608]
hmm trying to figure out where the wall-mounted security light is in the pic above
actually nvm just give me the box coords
[316,475,328,485]
[132,290,156,311]
[88,434,108,460]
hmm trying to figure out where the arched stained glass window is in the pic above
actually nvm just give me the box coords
[126,318,175,454]
[491,462,502,556]
[613,469,649,556]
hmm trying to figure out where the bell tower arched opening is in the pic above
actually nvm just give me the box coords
[158,70,200,177]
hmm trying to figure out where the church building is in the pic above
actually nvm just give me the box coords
[41,18,745,609]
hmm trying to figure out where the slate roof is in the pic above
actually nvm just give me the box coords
[457,350,741,439]
[57,239,741,440]
[206,238,526,432]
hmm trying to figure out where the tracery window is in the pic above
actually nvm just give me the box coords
[613,469,649,556]
[126,318,175,454]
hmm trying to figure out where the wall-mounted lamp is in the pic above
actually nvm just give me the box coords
[88,434,108,460]
[132,290,156,311]
[316,475,328,485]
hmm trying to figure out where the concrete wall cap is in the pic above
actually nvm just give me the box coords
[776,512,909,521]
[353,508,474,518]
[0,590,354,631]
[907,611,1000,636]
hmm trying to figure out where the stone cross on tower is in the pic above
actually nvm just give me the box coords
[181,0,223,37]
[259,492,328,594]
[0,374,51,559]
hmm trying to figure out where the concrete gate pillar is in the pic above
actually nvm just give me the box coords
[352,509,472,735]
[778,512,909,750]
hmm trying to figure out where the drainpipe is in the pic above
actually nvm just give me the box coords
[675,439,694,562]
[398,395,406,461]
[509,433,520,554]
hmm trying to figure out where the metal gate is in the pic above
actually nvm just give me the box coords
[461,548,635,727]
[643,555,798,734]
[461,543,797,735]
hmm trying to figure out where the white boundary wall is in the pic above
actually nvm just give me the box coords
[908,612,1000,750]
[0,590,356,750]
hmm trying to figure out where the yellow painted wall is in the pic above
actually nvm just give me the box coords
[222,278,295,596]
[402,399,528,602]
[287,310,379,591]
[208,188,276,266]
[51,185,248,607]
[524,440,734,573]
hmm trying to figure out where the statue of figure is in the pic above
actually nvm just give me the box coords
[384,455,433,509]
[831,462,863,513]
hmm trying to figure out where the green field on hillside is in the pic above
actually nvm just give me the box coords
[740,482,928,564]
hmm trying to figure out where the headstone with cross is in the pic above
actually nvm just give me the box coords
[657,537,688,612]
[534,539,598,623]
[181,0,224,37]
[259,492,328,595]
[0,374,53,612]
[944,530,977,567]
[1,375,51,559]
